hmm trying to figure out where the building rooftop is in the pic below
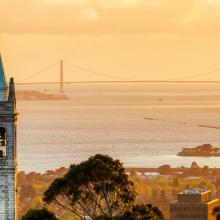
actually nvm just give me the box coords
[180,188,209,195]
[176,188,212,204]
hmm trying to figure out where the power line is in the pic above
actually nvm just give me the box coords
[17,61,59,82]
[64,60,135,81]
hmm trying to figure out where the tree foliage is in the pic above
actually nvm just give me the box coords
[158,165,171,175]
[22,208,58,220]
[215,176,220,190]
[18,164,219,219]
[44,154,136,219]
[95,204,164,220]
[213,206,220,220]
[120,204,164,220]
[172,177,179,188]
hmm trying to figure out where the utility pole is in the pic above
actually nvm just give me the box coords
[60,59,64,94]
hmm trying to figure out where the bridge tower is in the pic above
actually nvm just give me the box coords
[60,60,64,94]
[0,55,17,220]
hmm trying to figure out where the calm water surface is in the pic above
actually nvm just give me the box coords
[16,83,220,172]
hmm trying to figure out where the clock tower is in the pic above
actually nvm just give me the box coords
[0,55,17,220]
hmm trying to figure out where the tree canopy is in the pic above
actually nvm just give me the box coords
[44,154,136,219]
[22,208,58,220]
[119,204,164,220]
[213,206,220,220]
[95,204,164,220]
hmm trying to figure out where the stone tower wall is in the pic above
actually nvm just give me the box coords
[0,168,16,220]
[0,82,17,220]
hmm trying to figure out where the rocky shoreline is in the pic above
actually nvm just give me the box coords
[177,144,220,157]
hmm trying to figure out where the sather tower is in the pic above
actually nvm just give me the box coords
[0,55,17,220]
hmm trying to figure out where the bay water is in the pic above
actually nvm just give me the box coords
[17,83,220,172]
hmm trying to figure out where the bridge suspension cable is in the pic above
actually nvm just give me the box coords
[63,60,135,81]
[16,59,220,84]
[168,67,220,81]
[17,61,59,82]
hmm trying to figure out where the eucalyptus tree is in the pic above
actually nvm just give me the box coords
[22,208,58,220]
[44,154,136,220]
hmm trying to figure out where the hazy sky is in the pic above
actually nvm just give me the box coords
[1,0,220,82]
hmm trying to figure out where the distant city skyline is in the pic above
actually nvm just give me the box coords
[1,0,220,82]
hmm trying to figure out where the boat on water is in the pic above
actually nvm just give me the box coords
[177,144,220,157]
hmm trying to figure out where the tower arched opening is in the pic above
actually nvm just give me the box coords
[0,127,6,157]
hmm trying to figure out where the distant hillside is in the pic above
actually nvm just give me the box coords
[16,90,69,101]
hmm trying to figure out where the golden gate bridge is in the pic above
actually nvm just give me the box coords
[16,60,220,94]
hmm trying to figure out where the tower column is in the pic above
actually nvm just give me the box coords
[60,60,64,94]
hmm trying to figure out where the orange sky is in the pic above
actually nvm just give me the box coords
[1,0,220,82]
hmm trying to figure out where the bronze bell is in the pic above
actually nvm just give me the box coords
[0,140,5,146]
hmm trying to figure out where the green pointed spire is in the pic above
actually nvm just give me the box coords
[0,54,7,88]
[0,54,8,101]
